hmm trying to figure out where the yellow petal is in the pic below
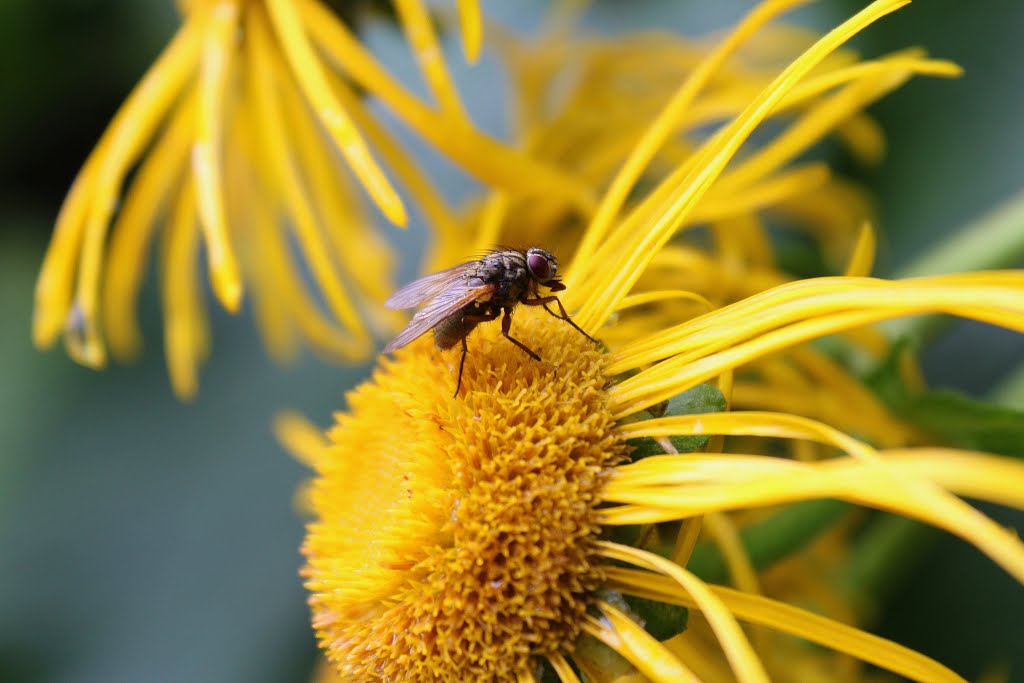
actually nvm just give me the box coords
[703,512,761,595]
[608,414,1024,583]
[299,0,595,211]
[103,92,197,361]
[456,0,483,63]
[34,16,201,362]
[606,566,967,683]
[608,275,1024,412]
[597,541,769,683]
[394,0,470,120]
[194,1,244,312]
[274,411,330,471]
[573,0,814,268]
[584,605,702,683]
[844,221,876,276]
[264,0,407,226]
[160,181,207,399]
[247,9,370,340]
[546,652,583,683]
[571,0,911,329]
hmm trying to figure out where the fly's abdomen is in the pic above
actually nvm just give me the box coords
[433,312,475,350]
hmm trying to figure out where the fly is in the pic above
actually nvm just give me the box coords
[383,247,598,395]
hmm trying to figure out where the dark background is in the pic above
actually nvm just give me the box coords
[1,1,1022,682]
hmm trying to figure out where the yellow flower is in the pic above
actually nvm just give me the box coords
[284,1,1024,681]
[32,0,596,398]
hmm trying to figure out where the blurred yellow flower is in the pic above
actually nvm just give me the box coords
[32,0,598,398]
[284,1,1024,681]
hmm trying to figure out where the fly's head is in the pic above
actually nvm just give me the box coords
[525,248,564,291]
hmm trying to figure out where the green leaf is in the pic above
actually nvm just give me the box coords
[622,594,689,642]
[625,383,727,460]
[894,390,1024,457]
[865,340,1024,457]
[685,499,851,584]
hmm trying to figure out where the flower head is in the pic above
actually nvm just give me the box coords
[287,1,1024,681]
[303,306,625,680]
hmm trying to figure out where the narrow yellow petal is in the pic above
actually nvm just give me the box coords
[596,541,769,683]
[605,566,967,683]
[160,181,207,400]
[546,652,582,683]
[247,9,370,340]
[780,51,962,116]
[692,163,832,224]
[703,512,761,595]
[711,69,914,197]
[33,18,201,353]
[456,0,483,63]
[394,0,470,120]
[299,0,595,211]
[103,92,196,361]
[672,516,704,566]
[324,77,461,276]
[277,76,389,303]
[733,345,916,448]
[616,290,714,313]
[608,414,1024,583]
[264,0,407,226]
[610,453,799,490]
[194,0,244,313]
[611,304,1024,414]
[583,606,702,683]
[670,52,958,146]
[608,275,1024,391]
[844,221,877,276]
[274,411,330,471]
[573,0,813,268]
[246,186,301,363]
[867,449,1024,511]
[663,633,736,683]
[48,20,202,371]
[836,112,887,165]
[572,0,911,330]
[471,192,511,258]
[249,181,369,361]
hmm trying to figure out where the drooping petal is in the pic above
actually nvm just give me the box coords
[583,605,703,683]
[597,541,769,683]
[571,0,911,329]
[606,566,967,683]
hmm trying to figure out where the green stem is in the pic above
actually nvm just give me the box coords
[686,499,850,584]
[886,187,1024,342]
[897,188,1024,278]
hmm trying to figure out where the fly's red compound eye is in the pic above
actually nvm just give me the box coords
[527,250,552,281]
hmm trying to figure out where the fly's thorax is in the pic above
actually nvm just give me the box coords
[475,250,530,304]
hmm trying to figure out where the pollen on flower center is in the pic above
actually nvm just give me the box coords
[302,306,626,681]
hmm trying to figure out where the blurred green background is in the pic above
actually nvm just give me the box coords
[1,1,1022,682]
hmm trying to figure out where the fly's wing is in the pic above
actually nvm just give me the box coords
[383,283,494,353]
[385,262,475,310]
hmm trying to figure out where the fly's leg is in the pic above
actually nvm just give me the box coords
[501,307,541,361]
[452,309,500,397]
[454,337,468,397]
[522,295,600,345]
